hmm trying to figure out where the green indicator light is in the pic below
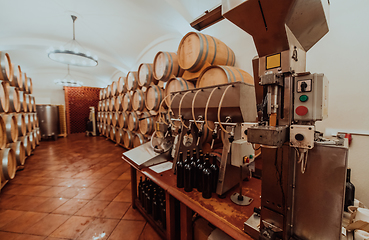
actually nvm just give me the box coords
[299,95,309,102]
[249,155,253,159]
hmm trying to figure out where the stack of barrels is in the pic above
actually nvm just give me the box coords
[0,51,41,190]
[97,31,254,150]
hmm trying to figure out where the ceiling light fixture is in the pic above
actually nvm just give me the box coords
[54,65,83,87]
[47,15,98,67]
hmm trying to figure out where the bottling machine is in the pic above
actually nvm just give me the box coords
[124,1,348,239]
[190,0,347,239]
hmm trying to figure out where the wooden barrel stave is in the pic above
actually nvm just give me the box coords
[7,141,25,166]
[0,52,13,82]
[138,63,157,88]
[145,85,164,111]
[132,89,146,111]
[153,52,184,82]
[0,148,16,180]
[133,132,146,148]
[126,71,139,92]
[197,65,254,88]
[177,32,235,73]
[164,77,195,106]
[127,112,139,131]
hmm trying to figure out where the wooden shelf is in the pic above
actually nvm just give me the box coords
[123,154,261,240]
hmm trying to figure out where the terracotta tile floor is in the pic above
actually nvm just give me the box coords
[0,134,163,240]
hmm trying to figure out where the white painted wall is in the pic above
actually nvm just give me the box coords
[120,0,369,205]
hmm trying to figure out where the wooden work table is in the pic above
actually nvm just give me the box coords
[122,154,261,240]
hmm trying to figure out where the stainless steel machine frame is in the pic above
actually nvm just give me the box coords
[189,0,348,239]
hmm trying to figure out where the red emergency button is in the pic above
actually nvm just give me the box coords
[296,106,308,116]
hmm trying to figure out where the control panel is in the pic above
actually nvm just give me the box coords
[293,73,328,122]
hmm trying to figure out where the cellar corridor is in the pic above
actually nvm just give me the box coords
[0,134,162,240]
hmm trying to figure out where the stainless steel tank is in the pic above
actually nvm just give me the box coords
[36,105,59,140]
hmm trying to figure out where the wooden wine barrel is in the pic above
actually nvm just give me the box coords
[27,77,33,94]
[7,141,25,166]
[15,113,26,137]
[132,89,146,111]
[99,89,104,100]
[101,100,106,112]
[18,91,27,113]
[109,97,116,112]
[25,94,32,113]
[27,132,36,150]
[0,82,9,113]
[34,113,39,128]
[19,135,31,157]
[0,117,6,149]
[197,65,254,88]
[153,52,184,82]
[116,128,124,144]
[102,88,107,100]
[33,130,39,146]
[31,96,36,112]
[177,32,235,72]
[107,112,113,126]
[123,129,134,149]
[22,74,28,93]
[0,113,18,143]
[29,113,35,130]
[164,77,195,106]
[114,95,122,112]
[126,71,139,91]
[127,111,139,131]
[23,113,30,133]
[0,52,13,82]
[106,85,111,99]
[6,84,21,113]
[122,93,132,112]
[0,148,16,181]
[106,124,111,138]
[118,112,127,129]
[105,98,110,112]
[133,132,146,148]
[110,127,116,141]
[111,112,119,127]
[139,112,156,135]
[145,85,164,111]
[111,81,118,96]
[101,123,107,136]
[117,76,126,94]
[10,65,23,89]
[36,128,41,142]
[138,63,157,89]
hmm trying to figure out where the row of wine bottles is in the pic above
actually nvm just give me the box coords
[176,148,219,199]
[138,177,166,229]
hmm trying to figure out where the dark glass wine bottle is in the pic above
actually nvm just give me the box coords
[184,150,191,165]
[190,149,197,188]
[176,152,184,188]
[152,193,159,220]
[210,155,219,193]
[202,157,213,199]
[138,176,143,202]
[344,168,355,211]
[184,158,193,192]
[196,154,204,192]
[160,200,166,229]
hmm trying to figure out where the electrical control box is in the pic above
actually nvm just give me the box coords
[231,139,254,166]
[293,73,328,121]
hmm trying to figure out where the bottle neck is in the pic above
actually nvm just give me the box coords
[347,168,351,182]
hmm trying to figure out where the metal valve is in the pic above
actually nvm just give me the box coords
[210,123,219,149]
[196,122,204,146]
